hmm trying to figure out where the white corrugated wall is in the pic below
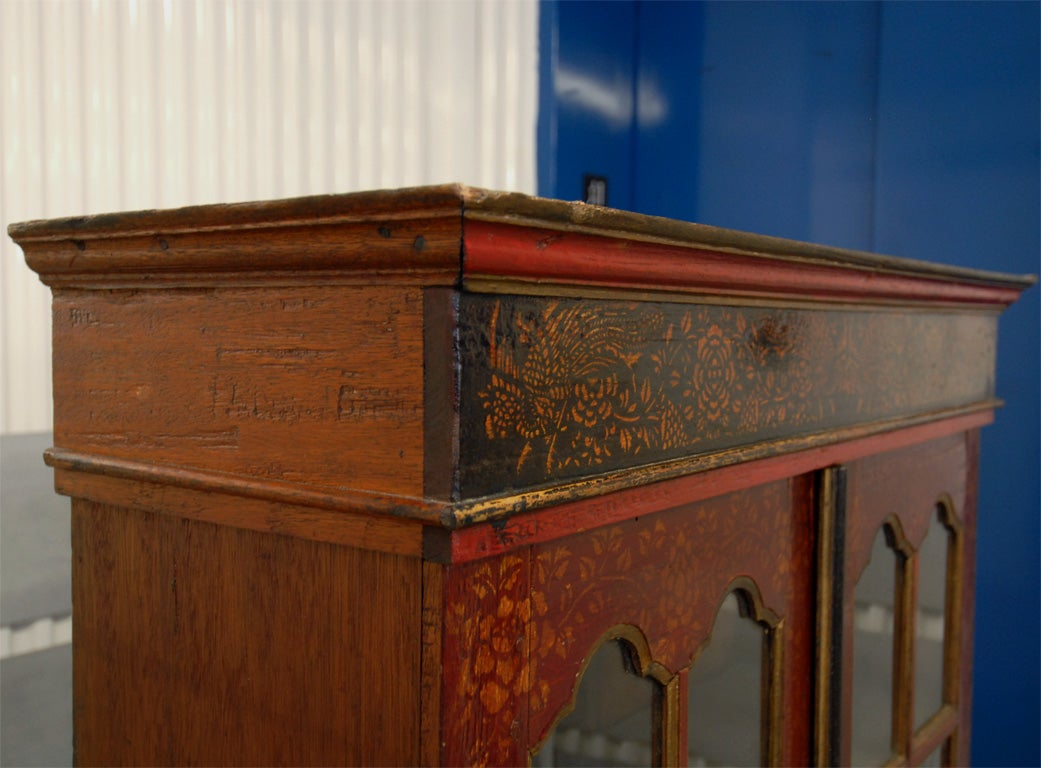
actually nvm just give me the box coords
[0,0,538,434]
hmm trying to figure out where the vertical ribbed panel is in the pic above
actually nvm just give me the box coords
[1,0,538,433]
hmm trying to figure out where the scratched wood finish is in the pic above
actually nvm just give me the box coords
[14,186,465,289]
[71,499,422,767]
[52,285,426,496]
[457,294,997,497]
[835,432,977,767]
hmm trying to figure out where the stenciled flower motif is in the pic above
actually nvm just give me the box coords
[571,376,616,428]
[693,323,737,427]
[470,295,973,488]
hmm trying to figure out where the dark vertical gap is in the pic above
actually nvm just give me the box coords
[421,283,462,504]
[818,465,847,768]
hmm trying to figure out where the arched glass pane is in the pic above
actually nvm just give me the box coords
[687,592,764,767]
[533,640,657,768]
[852,527,897,766]
[915,509,951,728]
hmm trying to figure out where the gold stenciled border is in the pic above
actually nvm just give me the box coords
[458,295,997,498]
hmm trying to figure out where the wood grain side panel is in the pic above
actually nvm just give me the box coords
[419,561,446,767]
[53,285,425,496]
[457,294,997,497]
[71,500,422,766]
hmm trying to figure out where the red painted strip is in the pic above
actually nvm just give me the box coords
[463,220,1021,307]
[447,410,994,562]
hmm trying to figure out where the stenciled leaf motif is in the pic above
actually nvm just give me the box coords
[472,294,982,488]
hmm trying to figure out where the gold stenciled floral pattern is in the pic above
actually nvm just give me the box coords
[440,553,544,767]
[457,295,995,495]
[438,480,814,765]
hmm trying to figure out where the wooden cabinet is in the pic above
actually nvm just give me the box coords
[10,186,1032,766]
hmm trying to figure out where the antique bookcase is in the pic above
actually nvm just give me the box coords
[10,186,1033,767]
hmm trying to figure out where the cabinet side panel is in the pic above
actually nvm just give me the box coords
[53,285,426,496]
[71,500,422,766]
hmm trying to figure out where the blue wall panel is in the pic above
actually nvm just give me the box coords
[538,0,637,208]
[540,2,1039,763]
[685,1,881,249]
[871,6,1040,764]
[630,0,705,221]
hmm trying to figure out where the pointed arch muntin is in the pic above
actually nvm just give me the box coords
[911,493,965,766]
[851,505,968,766]
[527,623,675,767]
[849,515,915,762]
[687,575,785,767]
[933,492,964,712]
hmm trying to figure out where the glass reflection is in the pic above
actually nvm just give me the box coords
[851,527,898,766]
[915,508,951,729]
[687,592,764,767]
[533,639,658,768]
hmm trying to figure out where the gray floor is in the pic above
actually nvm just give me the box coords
[1,646,72,767]
[1,433,73,767]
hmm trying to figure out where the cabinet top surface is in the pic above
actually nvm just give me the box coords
[9,184,1035,300]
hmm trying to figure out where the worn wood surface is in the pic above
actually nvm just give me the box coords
[71,499,423,766]
[52,285,427,497]
[12,186,464,289]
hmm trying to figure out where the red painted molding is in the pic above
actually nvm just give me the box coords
[463,219,1023,307]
